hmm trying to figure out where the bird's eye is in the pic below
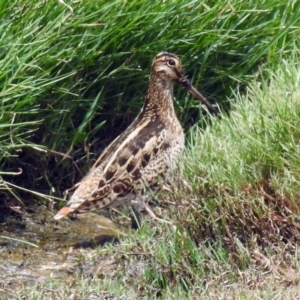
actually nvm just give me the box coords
[167,59,176,66]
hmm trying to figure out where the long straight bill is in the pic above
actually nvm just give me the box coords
[179,78,219,116]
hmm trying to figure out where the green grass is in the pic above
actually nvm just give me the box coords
[1,0,300,298]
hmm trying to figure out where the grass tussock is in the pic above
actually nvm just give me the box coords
[180,59,300,247]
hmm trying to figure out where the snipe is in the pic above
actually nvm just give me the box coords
[54,52,216,223]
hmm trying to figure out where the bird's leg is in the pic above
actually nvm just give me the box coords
[132,194,176,228]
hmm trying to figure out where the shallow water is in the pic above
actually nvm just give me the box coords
[0,206,123,288]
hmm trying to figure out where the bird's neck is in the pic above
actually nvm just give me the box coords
[141,74,177,121]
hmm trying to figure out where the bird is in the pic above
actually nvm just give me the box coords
[54,52,216,223]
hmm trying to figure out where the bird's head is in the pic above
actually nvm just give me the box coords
[151,52,186,83]
[151,52,219,115]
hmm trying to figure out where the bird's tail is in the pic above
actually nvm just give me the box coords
[53,206,72,220]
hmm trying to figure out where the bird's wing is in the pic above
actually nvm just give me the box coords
[63,112,145,196]
[90,112,146,171]
[55,120,169,218]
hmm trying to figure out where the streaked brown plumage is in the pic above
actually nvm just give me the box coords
[54,52,214,221]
